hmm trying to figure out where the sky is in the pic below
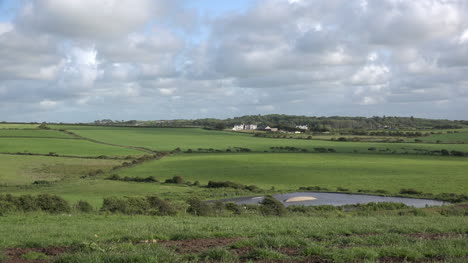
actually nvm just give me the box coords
[0,0,467,122]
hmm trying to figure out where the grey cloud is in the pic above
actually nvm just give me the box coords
[1,0,468,122]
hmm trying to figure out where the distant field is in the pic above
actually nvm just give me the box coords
[0,154,121,185]
[0,138,143,156]
[118,153,468,194]
[50,126,468,154]
[0,123,39,129]
[0,129,74,138]
[415,131,468,144]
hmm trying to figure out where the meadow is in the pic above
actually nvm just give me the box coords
[0,129,74,138]
[117,153,468,195]
[50,125,468,154]
[0,124,467,262]
[0,154,122,185]
[0,137,143,157]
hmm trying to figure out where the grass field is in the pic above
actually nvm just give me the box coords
[0,123,40,129]
[415,131,468,144]
[118,153,468,194]
[1,125,467,262]
[0,215,466,262]
[0,154,122,185]
[0,129,74,138]
[50,126,468,154]
[0,138,143,156]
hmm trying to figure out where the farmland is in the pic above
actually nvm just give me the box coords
[49,125,468,154]
[117,153,468,194]
[0,123,467,262]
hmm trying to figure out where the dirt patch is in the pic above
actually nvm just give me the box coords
[160,237,243,254]
[3,247,71,263]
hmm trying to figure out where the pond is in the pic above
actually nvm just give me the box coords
[214,192,447,208]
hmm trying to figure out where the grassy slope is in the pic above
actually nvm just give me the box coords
[0,154,122,185]
[0,129,74,138]
[51,126,468,153]
[118,153,468,194]
[0,138,143,156]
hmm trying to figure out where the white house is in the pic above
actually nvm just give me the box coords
[232,124,258,131]
[232,124,245,131]
[296,125,308,130]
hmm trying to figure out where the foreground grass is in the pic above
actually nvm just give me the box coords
[0,215,467,262]
[118,153,468,194]
[0,154,122,185]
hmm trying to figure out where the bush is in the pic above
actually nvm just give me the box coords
[399,188,422,195]
[207,181,261,192]
[260,196,287,216]
[225,202,243,215]
[146,196,177,216]
[186,197,212,216]
[35,194,70,213]
[107,175,159,183]
[101,196,176,215]
[75,200,93,213]
[0,194,71,214]
[165,176,185,184]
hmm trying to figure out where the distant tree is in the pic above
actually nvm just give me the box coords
[214,122,226,130]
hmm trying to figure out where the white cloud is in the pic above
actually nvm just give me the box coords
[0,22,13,35]
[18,0,155,39]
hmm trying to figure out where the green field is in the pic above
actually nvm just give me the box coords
[118,153,468,194]
[0,123,40,129]
[50,126,468,154]
[0,129,74,138]
[0,137,143,156]
[0,154,122,185]
[1,124,467,262]
[416,131,468,144]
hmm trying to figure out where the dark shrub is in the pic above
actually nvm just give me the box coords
[225,202,243,215]
[368,147,377,151]
[313,147,327,153]
[146,196,176,216]
[35,194,70,213]
[101,196,151,215]
[400,188,422,195]
[440,149,450,156]
[0,200,16,214]
[107,174,121,180]
[450,150,465,157]
[75,200,93,213]
[32,180,53,185]
[336,187,350,192]
[260,196,286,216]
[165,176,185,184]
[187,197,212,216]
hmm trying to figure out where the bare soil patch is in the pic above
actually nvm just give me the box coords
[3,247,71,263]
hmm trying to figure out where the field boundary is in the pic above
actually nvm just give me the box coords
[51,128,157,154]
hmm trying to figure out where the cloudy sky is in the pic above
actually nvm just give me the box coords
[0,0,467,122]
